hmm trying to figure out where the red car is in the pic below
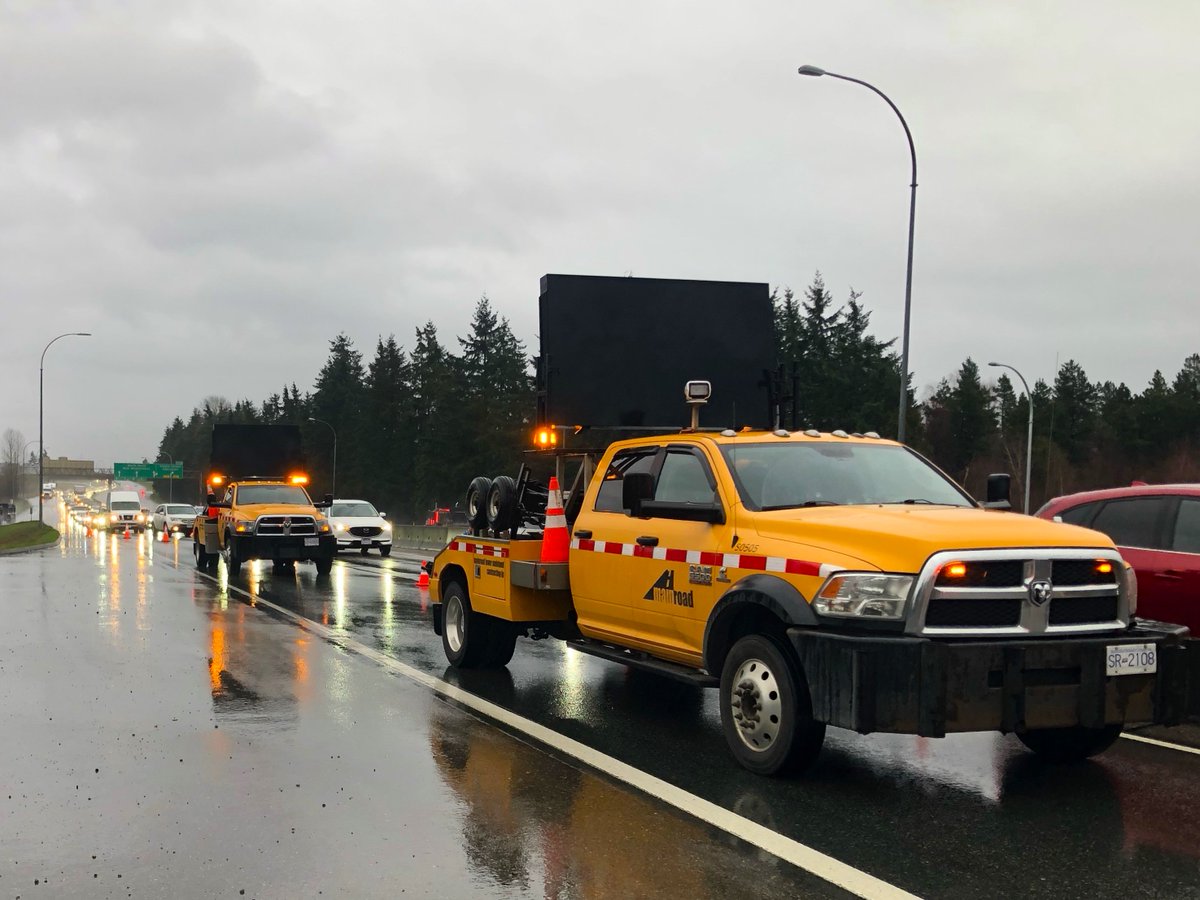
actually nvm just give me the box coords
[1036,484,1200,633]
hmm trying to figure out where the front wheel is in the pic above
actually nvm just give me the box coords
[314,555,334,576]
[1017,724,1122,762]
[719,633,825,776]
[194,539,209,570]
[379,545,391,558]
[223,535,242,576]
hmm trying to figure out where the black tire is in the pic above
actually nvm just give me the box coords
[1017,724,1123,763]
[466,477,492,533]
[379,545,391,557]
[441,581,491,668]
[486,475,519,534]
[360,546,369,555]
[314,554,334,576]
[719,633,825,776]
[482,623,518,667]
[193,539,209,570]
[223,534,242,576]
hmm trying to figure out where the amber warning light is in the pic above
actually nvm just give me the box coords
[534,426,558,449]
[290,474,309,485]
[944,562,967,578]
[208,474,224,487]
[1096,561,1113,574]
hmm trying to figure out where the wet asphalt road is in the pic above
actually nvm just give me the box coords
[5,506,1200,898]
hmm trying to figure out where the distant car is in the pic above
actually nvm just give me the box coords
[152,503,200,536]
[327,499,392,556]
[1036,484,1200,634]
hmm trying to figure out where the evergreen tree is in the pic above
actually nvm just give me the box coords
[309,334,366,497]
[1052,360,1096,465]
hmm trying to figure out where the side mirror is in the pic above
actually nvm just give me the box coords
[324,493,333,506]
[622,473,655,517]
[983,473,1012,510]
[379,511,387,518]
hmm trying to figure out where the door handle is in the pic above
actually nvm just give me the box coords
[573,529,592,539]
[636,535,659,547]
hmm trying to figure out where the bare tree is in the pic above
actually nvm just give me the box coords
[3,427,25,503]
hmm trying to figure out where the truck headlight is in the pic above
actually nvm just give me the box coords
[318,522,331,533]
[1121,562,1138,617]
[110,513,118,523]
[814,573,913,620]
[234,521,254,533]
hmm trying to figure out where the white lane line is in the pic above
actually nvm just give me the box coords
[173,560,918,900]
[1120,732,1200,757]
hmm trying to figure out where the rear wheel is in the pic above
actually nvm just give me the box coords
[719,633,825,776]
[193,539,209,570]
[482,623,518,667]
[1017,724,1122,762]
[441,581,491,668]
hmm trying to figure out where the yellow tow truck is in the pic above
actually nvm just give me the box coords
[430,382,1196,775]
[191,424,337,576]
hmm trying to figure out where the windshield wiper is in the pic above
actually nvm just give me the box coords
[759,500,841,511]
[885,498,938,505]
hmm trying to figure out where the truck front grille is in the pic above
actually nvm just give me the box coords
[254,515,316,536]
[910,549,1128,637]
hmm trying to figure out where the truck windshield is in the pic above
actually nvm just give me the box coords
[720,442,973,510]
[111,501,141,511]
[236,485,312,505]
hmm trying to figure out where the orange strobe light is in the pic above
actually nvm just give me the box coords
[1096,561,1113,574]
[534,426,558,448]
[290,474,309,485]
[945,562,967,578]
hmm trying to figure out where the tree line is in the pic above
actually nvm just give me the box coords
[152,278,1200,521]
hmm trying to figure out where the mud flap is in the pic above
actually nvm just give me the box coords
[1183,637,1200,723]
[431,603,443,637]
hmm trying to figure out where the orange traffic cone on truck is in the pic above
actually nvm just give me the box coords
[540,477,569,563]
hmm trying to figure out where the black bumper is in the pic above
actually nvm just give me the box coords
[789,621,1197,737]
[230,534,336,561]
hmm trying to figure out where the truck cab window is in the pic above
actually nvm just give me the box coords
[655,451,716,504]
[594,450,657,513]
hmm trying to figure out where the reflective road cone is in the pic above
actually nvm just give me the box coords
[160,528,169,543]
[540,477,569,563]
[123,526,131,540]
[417,561,430,588]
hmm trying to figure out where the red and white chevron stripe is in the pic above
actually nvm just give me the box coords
[569,538,842,578]
[449,540,510,558]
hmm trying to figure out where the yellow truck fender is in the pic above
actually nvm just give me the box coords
[702,574,818,675]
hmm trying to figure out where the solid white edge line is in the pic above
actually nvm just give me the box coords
[1119,732,1200,757]
[171,558,919,900]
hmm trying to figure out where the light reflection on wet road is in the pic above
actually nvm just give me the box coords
[7,508,1200,897]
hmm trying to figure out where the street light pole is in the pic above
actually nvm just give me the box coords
[797,65,917,443]
[160,452,178,503]
[39,332,91,524]
[988,362,1033,514]
[307,417,337,499]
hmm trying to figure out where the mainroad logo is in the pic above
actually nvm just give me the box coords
[643,569,695,608]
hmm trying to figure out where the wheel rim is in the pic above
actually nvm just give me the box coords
[487,491,500,521]
[729,657,783,752]
[445,595,466,653]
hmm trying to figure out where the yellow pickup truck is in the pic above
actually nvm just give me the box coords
[430,415,1195,775]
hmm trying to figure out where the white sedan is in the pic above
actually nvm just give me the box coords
[327,500,393,556]
[152,503,200,536]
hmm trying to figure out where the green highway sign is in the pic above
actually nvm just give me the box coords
[113,462,184,480]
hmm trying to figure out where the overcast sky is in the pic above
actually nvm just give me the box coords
[2,1,1197,467]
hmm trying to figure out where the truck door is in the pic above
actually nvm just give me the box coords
[570,446,660,642]
[628,446,729,662]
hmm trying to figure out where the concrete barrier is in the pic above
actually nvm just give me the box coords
[389,524,459,552]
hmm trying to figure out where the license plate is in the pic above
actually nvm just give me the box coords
[361,537,371,545]
[304,537,319,547]
[1106,643,1157,676]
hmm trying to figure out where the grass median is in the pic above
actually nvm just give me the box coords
[0,521,59,552]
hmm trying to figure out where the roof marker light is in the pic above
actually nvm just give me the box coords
[804,429,820,438]
[864,431,881,439]
[832,429,849,438]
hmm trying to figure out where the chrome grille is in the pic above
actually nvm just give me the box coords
[908,549,1128,637]
[254,515,317,536]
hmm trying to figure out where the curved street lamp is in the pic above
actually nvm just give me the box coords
[39,332,91,524]
[988,362,1034,513]
[797,65,917,443]
[307,417,337,499]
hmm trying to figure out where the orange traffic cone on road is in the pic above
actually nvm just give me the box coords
[123,526,131,540]
[540,477,569,564]
[417,561,430,589]
[160,528,169,543]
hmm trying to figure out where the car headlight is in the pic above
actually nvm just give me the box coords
[381,522,391,532]
[813,573,913,620]
[335,522,346,531]
[94,515,105,525]
[136,513,145,522]
[110,513,118,523]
